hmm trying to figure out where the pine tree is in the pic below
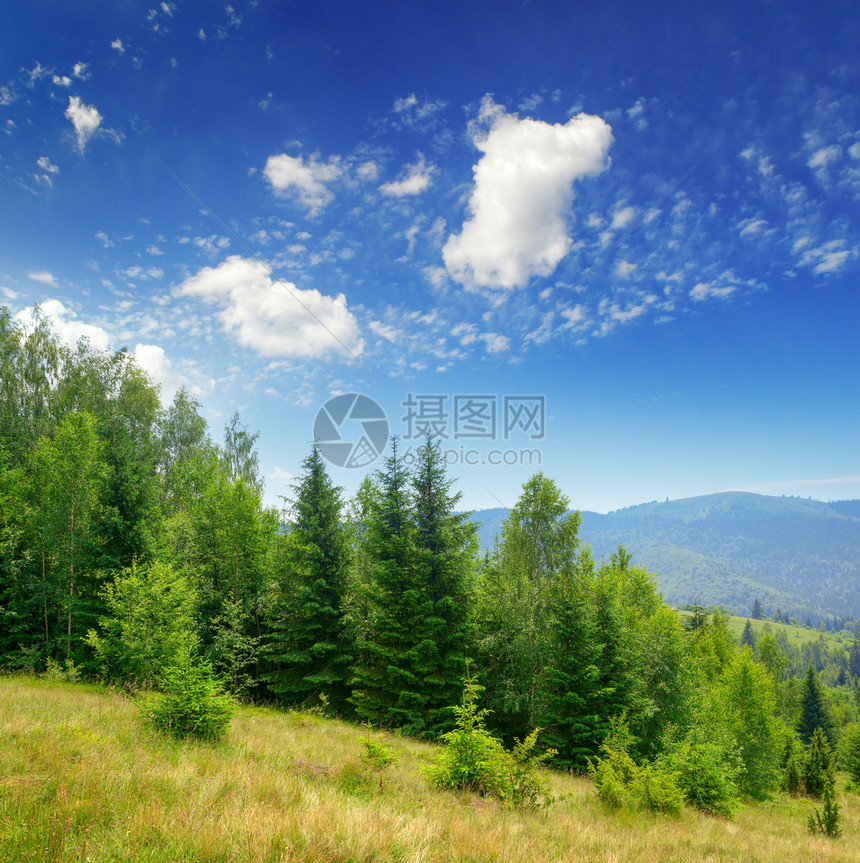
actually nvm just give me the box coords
[751,597,763,620]
[798,665,834,745]
[266,445,352,713]
[741,619,756,649]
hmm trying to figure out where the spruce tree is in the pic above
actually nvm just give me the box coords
[751,597,763,620]
[741,619,756,649]
[265,445,352,713]
[350,438,424,730]
[542,553,602,768]
[798,665,834,745]
[803,726,835,799]
[409,435,477,736]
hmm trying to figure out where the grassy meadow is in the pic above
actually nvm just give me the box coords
[1,675,858,863]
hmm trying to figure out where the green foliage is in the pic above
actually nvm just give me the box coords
[351,437,476,736]
[806,775,841,838]
[588,716,684,815]
[837,722,860,787]
[798,665,834,745]
[359,725,397,788]
[475,473,581,742]
[715,647,784,796]
[803,726,835,799]
[428,668,555,808]
[781,734,805,796]
[86,560,198,687]
[659,726,740,817]
[142,642,234,742]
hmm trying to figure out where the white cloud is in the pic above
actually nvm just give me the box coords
[443,100,612,290]
[690,281,736,301]
[34,156,60,186]
[0,85,16,106]
[111,38,125,53]
[178,256,364,359]
[614,260,637,278]
[27,270,57,286]
[799,239,855,274]
[72,62,90,80]
[807,145,841,170]
[132,343,188,402]
[263,153,342,215]
[379,155,433,197]
[611,205,636,230]
[65,96,102,152]
[737,217,768,237]
[52,75,72,88]
[356,161,379,182]
[17,299,111,351]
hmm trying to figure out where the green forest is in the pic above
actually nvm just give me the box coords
[3,305,860,819]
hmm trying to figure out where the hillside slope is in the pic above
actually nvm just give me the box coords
[2,676,859,863]
[470,493,860,620]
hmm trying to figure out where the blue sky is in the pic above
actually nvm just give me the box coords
[1,0,858,513]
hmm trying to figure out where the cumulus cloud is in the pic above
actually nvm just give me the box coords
[443,100,612,291]
[133,343,189,402]
[65,96,102,152]
[178,256,364,359]
[379,155,433,197]
[17,299,110,351]
[263,153,342,215]
[111,38,125,53]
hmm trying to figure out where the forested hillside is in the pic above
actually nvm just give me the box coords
[3,304,860,821]
[473,494,860,621]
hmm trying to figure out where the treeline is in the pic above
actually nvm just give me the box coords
[2,305,860,802]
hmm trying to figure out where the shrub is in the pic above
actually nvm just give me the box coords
[141,643,234,742]
[807,776,841,838]
[428,668,554,808]
[659,728,740,817]
[589,716,684,815]
[359,725,398,789]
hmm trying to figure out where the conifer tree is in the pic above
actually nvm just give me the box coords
[350,438,423,729]
[266,445,352,713]
[542,551,602,768]
[409,435,477,735]
[804,726,835,799]
[751,597,763,620]
[741,619,756,649]
[849,640,860,680]
[798,665,834,745]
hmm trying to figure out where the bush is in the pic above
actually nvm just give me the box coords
[807,776,841,838]
[359,725,397,789]
[428,668,555,808]
[589,716,684,815]
[659,728,740,818]
[141,643,234,742]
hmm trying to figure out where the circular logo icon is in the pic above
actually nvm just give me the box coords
[313,393,389,469]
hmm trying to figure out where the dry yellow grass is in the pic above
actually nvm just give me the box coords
[1,675,858,862]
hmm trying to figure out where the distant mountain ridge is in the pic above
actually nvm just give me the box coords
[469,492,860,621]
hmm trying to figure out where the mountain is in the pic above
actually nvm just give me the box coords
[468,493,860,621]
